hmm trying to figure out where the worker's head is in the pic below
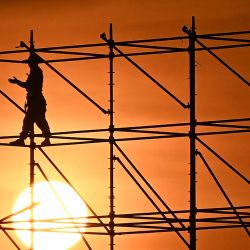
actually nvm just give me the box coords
[25,54,41,68]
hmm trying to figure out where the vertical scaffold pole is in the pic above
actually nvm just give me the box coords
[29,127,35,250]
[29,30,35,250]
[108,23,115,250]
[189,17,197,250]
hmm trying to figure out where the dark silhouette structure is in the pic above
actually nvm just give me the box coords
[0,17,249,250]
[8,54,51,146]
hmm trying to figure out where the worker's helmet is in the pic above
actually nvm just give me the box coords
[24,53,42,66]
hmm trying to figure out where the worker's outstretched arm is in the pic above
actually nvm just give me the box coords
[8,77,28,88]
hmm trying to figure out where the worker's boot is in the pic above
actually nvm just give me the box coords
[41,138,51,146]
[9,138,25,146]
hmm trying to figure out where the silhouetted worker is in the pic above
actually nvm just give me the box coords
[9,54,51,146]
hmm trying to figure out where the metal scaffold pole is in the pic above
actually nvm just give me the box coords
[108,23,115,250]
[29,127,35,250]
[29,30,35,250]
[189,16,197,250]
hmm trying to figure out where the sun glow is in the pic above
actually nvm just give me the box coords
[12,181,88,250]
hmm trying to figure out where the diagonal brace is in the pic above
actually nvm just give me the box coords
[0,89,25,113]
[115,156,190,248]
[100,34,188,109]
[197,151,250,236]
[35,163,92,250]
[195,39,250,87]
[19,41,108,114]
[37,147,110,234]
[196,137,249,185]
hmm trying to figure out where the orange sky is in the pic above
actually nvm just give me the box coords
[0,1,249,249]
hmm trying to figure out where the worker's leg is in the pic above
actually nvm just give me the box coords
[35,112,51,146]
[9,112,34,145]
[36,114,50,137]
[20,112,35,138]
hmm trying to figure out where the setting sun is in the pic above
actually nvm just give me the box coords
[12,181,87,250]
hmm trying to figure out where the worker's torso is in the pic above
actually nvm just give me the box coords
[25,66,46,109]
[26,66,43,96]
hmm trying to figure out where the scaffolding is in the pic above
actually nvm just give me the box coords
[0,17,249,250]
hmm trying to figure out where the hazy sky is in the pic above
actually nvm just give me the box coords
[0,1,249,249]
